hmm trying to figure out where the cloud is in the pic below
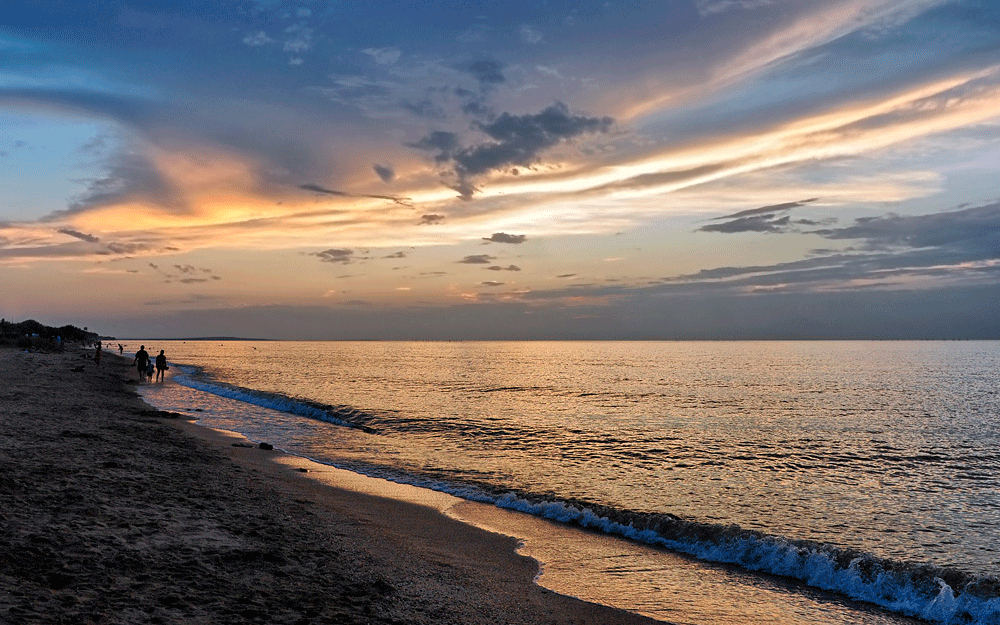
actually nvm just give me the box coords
[314,248,354,264]
[458,254,495,264]
[520,26,543,45]
[418,214,445,225]
[811,201,1000,256]
[282,22,313,54]
[401,98,446,120]
[670,201,1000,294]
[487,265,521,272]
[409,101,614,198]
[242,31,273,46]
[299,183,411,207]
[363,47,401,65]
[300,183,349,197]
[481,281,504,287]
[57,228,100,243]
[695,0,775,16]
[44,151,187,221]
[383,251,406,259]
[482,233,527,244]
[698,198,819,233]
[407,131,460,161]
[373,164,395,183]
[465,60,505,86]
[557,273,577,278]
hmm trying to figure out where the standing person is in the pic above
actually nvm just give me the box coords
[155,349,167,382]
[118,343,124,356]
[133,345,150,382]
[94,341,102,366]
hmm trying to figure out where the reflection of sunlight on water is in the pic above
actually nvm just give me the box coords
[448,502,919,625]
[139,360,924,625]
[132,340,1000,625]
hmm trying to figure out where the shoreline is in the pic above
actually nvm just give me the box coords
[1,346,660,624]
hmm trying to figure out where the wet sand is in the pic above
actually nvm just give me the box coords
[0,346,661,624]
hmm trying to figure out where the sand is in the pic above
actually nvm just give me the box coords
[0,346,661,625]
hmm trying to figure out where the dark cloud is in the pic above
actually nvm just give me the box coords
[465,60,505,86]
[716,199,819,221]
[811,202,1000,254]
[43,151,187,221]
[418,214,445,225]
[481,281,504,287]
[458,254,495,264]
[300,183,348,197]
[406,131,460,162]
[483,232,527,244]
[648,201,1000,297]
[104,241,152,255]
[461,98,493,118]
[700,214,792,233]
[487,265,521,272]
[409,102,613,198]
[698,198,819,234]
[57,228,100,243]
[557,273,577,278]
[383,251,406,259]
[373,164,395,183]
[299,183,411,207]
[174,264,197,274]
[314,248,354,264]
[400,98,446,119]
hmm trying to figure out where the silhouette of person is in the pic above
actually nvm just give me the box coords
[133,345,150,381]
[94,341,102,366]
[118,343,124,356]
[155,350,167,382]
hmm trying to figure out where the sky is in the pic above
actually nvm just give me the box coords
[1,0,999,339]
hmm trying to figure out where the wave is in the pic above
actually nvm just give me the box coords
[316,461,1000,625]
[488,495,1000,625]
[166,368,1000,624]
[169,366,380,433]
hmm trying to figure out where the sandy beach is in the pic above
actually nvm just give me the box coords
[0,346,660,625]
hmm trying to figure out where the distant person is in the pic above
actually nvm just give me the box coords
[155,349,167,382]
[118,343,124,356]
[133,345,149,381]
[94,341,102,366]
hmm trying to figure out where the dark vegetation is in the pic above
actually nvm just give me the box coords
[0,319,99,351]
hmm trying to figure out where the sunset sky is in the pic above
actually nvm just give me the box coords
[2,0,999,339]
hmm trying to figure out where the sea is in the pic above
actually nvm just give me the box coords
[132,340,1000,625]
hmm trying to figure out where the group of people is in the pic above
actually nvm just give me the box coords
[132,345,168,382]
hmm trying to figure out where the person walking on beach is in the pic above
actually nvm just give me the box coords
[155,349,167,382]
[94,341,102,366]
[118,343,123,356]
[133,345,150,382]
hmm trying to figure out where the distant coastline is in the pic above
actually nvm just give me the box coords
[119,337,272,342]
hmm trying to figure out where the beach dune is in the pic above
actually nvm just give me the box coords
[0,347,659,624]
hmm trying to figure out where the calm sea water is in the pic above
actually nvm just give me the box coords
[135,340,1000,625]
